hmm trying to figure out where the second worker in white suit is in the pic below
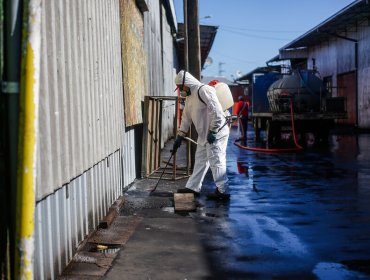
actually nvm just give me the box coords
[172,70,230,200]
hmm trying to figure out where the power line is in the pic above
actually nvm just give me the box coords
[219,27,292,41]
[211,51,263,64]
[220,25,304,33]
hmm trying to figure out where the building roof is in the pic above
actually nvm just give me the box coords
[276,0,370,60]
[280,0,370,55]
[176,23,218,69]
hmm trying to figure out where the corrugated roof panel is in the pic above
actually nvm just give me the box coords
[176,23,218,69]
[280,0,370,51]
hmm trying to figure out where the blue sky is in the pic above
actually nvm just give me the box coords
[173,0,356,80]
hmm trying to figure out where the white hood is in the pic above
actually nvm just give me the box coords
[175,70,229,146]
[175,70,202,92]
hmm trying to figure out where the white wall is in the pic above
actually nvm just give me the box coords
[38,0,125,200]
[35,1,137,279]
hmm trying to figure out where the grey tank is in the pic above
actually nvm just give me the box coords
[267,70,326,113]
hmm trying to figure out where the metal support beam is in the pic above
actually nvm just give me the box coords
[1,0,22,277]
[319,29,358,43]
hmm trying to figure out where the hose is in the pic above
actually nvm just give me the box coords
[234,97,304,153]
[150,152,174,193]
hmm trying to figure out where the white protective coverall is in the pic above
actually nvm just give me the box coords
[175,70,230,193]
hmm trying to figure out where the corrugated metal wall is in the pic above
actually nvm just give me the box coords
[38,0,124,200]
[33,0,178,278]
[358,24,370,128]
[307,21,370,128]
[35,0,137,279]
[145,0,163,99]
[144,0,177,147]
[35,150,123,279]
[161,4,177,142]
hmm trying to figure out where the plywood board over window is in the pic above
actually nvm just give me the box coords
[119,0,148,127]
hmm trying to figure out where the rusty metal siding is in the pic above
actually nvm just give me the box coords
[308,39,356,78]
[307,21,370,128]
[358,24,370,128]
[306,31,357,124]
[337,72,356,125]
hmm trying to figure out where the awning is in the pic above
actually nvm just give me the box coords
[176,23,218,69]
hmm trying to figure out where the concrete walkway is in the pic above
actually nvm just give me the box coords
[103,180,213,279]
[59,137,216,279]
[102,140,215,279]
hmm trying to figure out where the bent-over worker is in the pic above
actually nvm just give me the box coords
[172,70,230,200]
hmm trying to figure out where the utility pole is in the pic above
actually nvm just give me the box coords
[183,0,188,71]
[187,0,201,79]
[218,62,225,76]
[185,0,201,167]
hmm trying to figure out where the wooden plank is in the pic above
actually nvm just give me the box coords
[98,196,125,229]
[174,193,196,212]
[88,216,143,245]
[60,251,117,277]
[141,96,150,177]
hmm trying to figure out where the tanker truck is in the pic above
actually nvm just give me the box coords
[251,69,347,147]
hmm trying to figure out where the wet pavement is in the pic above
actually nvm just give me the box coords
[103,126,370,280]
[192,127,370,279]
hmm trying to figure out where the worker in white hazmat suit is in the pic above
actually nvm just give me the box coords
[172,70,230,200]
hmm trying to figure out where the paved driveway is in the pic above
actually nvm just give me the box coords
[194,127,370,279]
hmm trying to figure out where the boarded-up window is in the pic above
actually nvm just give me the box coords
[120,0,148,127]
[337,71,356,125]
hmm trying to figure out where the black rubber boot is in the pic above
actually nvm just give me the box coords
[206,188,230,201]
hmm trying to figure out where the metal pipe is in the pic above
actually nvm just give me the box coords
[14,0,41,278]
[1,0,23,277]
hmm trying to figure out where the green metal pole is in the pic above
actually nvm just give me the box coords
[0,0,23,278]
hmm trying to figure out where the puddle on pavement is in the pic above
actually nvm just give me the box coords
[161,207,174,213]
[313,262,369,279]
[88,243,121,254]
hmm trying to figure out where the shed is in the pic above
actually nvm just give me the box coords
[268,0,370,128]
